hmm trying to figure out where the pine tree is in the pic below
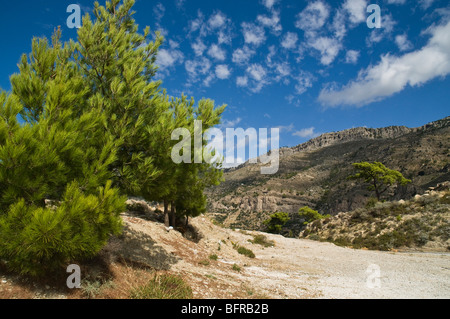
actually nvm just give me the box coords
[73,0,164,197]
[0,0,227,275]
[0,29,125,276]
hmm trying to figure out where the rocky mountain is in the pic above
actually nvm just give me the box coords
[206,116,450,235]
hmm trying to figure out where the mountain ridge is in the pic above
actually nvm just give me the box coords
[208,116,450,235]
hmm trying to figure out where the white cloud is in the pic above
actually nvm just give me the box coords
[156,48,184,69]
[395,34,413,51]
[247,64,267,82]
[245,64,269,92]
[257,10,282,35]
[175,0,185,9]
[236,76,249,87]
[216,64,231,79]
[387,0,406,4]
[345,50,360,64]
[293,127,317,138]
[274,62,291,82]
[309,36,342,65]
[153,2,165,21]
[331,9,347,40]
[232,46,256,65]
[185,57,212,80]
[419,0,436,10]
[343,0,368,24]
[203,73,215,87]
[366,13,397,45]
[242,22,266,46]
[275,124,295,133]
[294,71,315,94]
[281,32,299,49]
[262,0,278,10]
[318,20,450,107]
[220,117,242,128]
[208,11,227,29]
[295,1,330,32]
[191,38,207,56]
[207,44,227,61]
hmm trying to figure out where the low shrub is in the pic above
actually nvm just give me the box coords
[130,273,193,299]
[237,246,256,258]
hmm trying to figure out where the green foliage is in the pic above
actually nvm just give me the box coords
[209,254,218,261]
[298,206,330,225]
[130,273,193,299]
[348,162,411,200]
[0,181,125,276]
[236,246,256,258]
[249,234,274,247]
[0,0,226,276]
[263,212,290,234]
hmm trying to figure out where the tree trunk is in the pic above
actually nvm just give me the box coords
[164,200,169,227]
[185,215,189,227]
[170,202,176,228]
[373,178,381,201]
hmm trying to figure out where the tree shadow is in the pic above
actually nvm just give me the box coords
[102,225,179,271]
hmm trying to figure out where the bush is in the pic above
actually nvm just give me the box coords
[249,234,274,247]
[130,273,193,299]
[298,206,330,225]
[263,212,290,234]
[209,254,218,261]
[236,246,256,258]
[0,181,125,276]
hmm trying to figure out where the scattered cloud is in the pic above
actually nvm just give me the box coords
[257,10,282,35]
[366,13,397,45]
[262,0,278,10]
[275,123,295,132]
[281,32,299,50]
[319,20,450,107]
[232,46,256,65]
[343,0,368,25]
[419,0,436,10]
[208,11,227,29]
[293,127,319,138]
[246,64,269,92]
[295,1,330,32]
[185,57,212,82]
[309,36,342,65]
[156,41,184,71]
[345,49,360,64]
[386,0,406,4]
[294,71,315,94]
[216,64,232,79]
[236,76,249,87]
[395,34,413,51]
[191,38,207,56]
[207,44,227,61]
[242,22,266,46]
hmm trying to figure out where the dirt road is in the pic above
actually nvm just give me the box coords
[133,216,450,299]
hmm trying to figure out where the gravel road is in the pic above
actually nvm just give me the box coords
[178,218,450,299]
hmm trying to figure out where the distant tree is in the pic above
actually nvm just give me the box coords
[298,206,330,225]
[263,212,290,234]
[348,162,411,201]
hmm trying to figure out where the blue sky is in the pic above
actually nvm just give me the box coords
[1,0,449,157]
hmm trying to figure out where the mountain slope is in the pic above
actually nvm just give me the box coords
[207,116,450,234]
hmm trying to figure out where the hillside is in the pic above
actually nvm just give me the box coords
[1,205,449,299]
[301,184,450,252]
[206,116,450,234]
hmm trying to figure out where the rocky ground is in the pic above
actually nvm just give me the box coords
[2,209,448,299]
